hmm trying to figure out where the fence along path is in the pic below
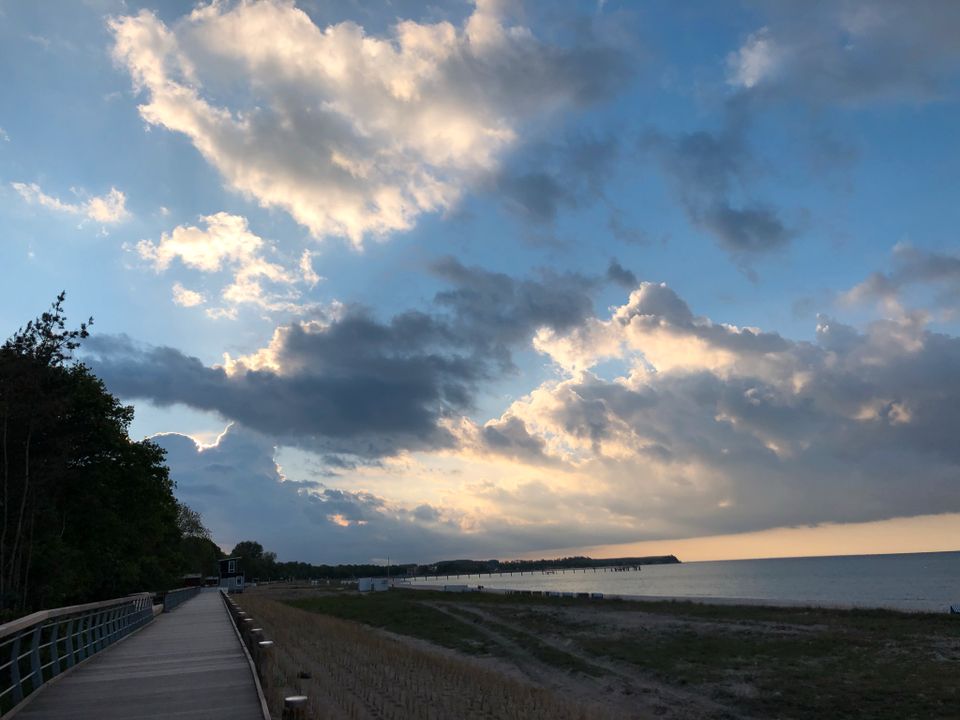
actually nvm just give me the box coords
[13,589,265,720]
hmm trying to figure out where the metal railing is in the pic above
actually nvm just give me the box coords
[0,593,153,714]
[163,586,202,612]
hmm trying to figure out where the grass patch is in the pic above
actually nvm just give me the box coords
[442,605,607,677]
[237,593,609,719]
[286,591,496,655]
[577,621,958,719]
[279,587,959,719]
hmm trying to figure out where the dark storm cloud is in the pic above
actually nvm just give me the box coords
[606,259,638,289]
[641,125,795,258]
[86,261,606,459]
[85,316,475,458]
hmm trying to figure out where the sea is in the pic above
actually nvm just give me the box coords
[407,551,960,612]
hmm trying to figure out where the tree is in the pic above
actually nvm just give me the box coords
[177,501,211,540]
[178,501,222,577]
[230,540,278,581]
[0,294,183,614]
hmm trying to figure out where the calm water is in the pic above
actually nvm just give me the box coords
[409,551,960,612]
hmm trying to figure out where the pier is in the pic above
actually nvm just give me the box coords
[406,563,644,583]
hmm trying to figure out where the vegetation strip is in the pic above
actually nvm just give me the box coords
[271,585,958,720]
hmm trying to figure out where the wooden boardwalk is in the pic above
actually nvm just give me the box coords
[16,589,265,720]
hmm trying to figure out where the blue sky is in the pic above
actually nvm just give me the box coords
[2,0,959,563]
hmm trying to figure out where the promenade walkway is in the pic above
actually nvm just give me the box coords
[16,589,265,720]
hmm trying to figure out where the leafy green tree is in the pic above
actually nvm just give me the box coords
[0,294,183,614]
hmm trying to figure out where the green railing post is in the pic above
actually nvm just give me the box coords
[64,618,74,668]
[28,626,41,693]
[9,632,22,705]
[49,621,61,677]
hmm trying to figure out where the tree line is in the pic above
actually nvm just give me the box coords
[0,295,208,619]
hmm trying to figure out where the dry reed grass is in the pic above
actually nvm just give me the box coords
[236,593,611,720]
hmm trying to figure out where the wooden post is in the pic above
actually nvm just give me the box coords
[283,695,309,720]
[241,617,255,641]
[255,640,275,697]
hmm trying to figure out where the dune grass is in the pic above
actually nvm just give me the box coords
[236,592,611,720]
[277,587,959,719]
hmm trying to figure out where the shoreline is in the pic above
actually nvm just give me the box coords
[397,581,945,613]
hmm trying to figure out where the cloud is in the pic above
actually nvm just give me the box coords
[641,125,794,260]
[156,424,467,562]
[160,422,658,562]
[430,257,599,368]
[606,258,637,289]
[842,243,960,310]
[109,0,630,247]
[726,2,960,104]
[134,212,315,317]
[493,285,960,537]
[727,28,779,90]
[0,127,9,142]
[533,281,789,375]
[86,259,603,459]
[172,282,205,307]
[494,133,620,223]
[89,265,960,555]
[11,182,130,224]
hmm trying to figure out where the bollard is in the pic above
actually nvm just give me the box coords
[255,640,274,672]
[282,695,309,720]
[240,618,255,645]
[255,640,275,696]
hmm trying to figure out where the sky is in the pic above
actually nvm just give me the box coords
[2,0,959,565]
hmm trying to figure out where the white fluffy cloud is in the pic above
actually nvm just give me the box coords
[470,281,960,538]
[11,182,130,224]
[136,212,313,317]
[726,28,780,89]
[172,282,205,307]
[109,0,625,246]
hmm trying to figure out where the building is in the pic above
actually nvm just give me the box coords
[218,556,245,593]
[181,573,204,587]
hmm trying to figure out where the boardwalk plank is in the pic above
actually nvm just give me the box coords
[16,590,264,720]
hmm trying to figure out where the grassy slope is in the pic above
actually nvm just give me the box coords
[286,588,960,720]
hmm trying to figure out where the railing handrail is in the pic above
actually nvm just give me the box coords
[163,586,202,613]
[164,586,200,595]
[0,592,155,713]
[0,593,153,640]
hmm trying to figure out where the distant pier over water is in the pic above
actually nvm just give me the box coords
[403,555,679,582]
